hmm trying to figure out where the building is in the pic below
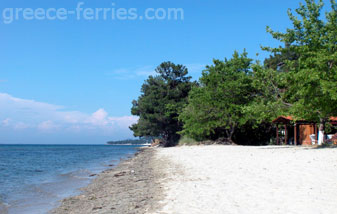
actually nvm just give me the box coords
[272,116,337,146]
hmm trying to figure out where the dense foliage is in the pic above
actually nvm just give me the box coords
[179,51,254,143]
[263,0,337,141]
[130,62,194,146]
[130,0,337,145]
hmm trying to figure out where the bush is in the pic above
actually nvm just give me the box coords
[178,136,200,146]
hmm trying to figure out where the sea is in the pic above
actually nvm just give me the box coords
[0,144,142,214]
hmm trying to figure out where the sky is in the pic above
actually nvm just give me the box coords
[0,0,333,144]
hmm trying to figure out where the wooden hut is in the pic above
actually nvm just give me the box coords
[272,116,337,146]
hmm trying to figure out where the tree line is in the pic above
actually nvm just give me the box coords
[130,0,337,146]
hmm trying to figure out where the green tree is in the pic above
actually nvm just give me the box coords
[264,43,299,72]
[130,62,193,146]
[263,0,337,144]
[243,62,287,125]
[180,51,254,143]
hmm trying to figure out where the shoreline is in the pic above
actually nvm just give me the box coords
[1,145,141,214]
[51,145,337,214]
[0,202,8,214]
[51,147,165,214]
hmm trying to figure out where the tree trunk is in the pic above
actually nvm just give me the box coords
[162,133,170,147]
[225,126,235,144]
[163,132,179,147]
[318,118,326,145]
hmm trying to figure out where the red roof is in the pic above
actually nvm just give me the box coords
[330,117,337,122]
[272,116,294,124]
[273,116,337,124]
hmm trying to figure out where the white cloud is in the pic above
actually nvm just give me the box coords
[87,108,109,126]
[1,118,11,127]
[37,120,59,132]
[14,122,30,130]
[108,116,138,128]
[0,93,64,123]
[0,93,138,138]
[0,93,62,111]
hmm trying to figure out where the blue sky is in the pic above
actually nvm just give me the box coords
[0,0,332,144]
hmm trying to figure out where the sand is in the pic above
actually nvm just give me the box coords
[53,145,337,214]
[154,146,337,214]
[51,148,167,214]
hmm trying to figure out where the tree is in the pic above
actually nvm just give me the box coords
[243,62,288,125]
[264,43,299,72]
[263,0,337,144]
[180,51,254,143]
[130,62,193,146]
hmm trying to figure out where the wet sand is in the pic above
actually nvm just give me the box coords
[51,148,166,214]
[0,202,8,214]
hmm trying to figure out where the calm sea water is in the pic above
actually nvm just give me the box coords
[0,144,142,214]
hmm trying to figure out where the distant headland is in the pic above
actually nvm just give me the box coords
[106,138,152,146]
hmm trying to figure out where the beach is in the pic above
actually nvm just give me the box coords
[53,145,337,214]
[51,148,166,214]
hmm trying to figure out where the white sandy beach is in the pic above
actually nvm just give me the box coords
[53,146,337,214]
[153,146,337,214]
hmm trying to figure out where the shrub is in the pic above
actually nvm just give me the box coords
[178,136,200,146]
